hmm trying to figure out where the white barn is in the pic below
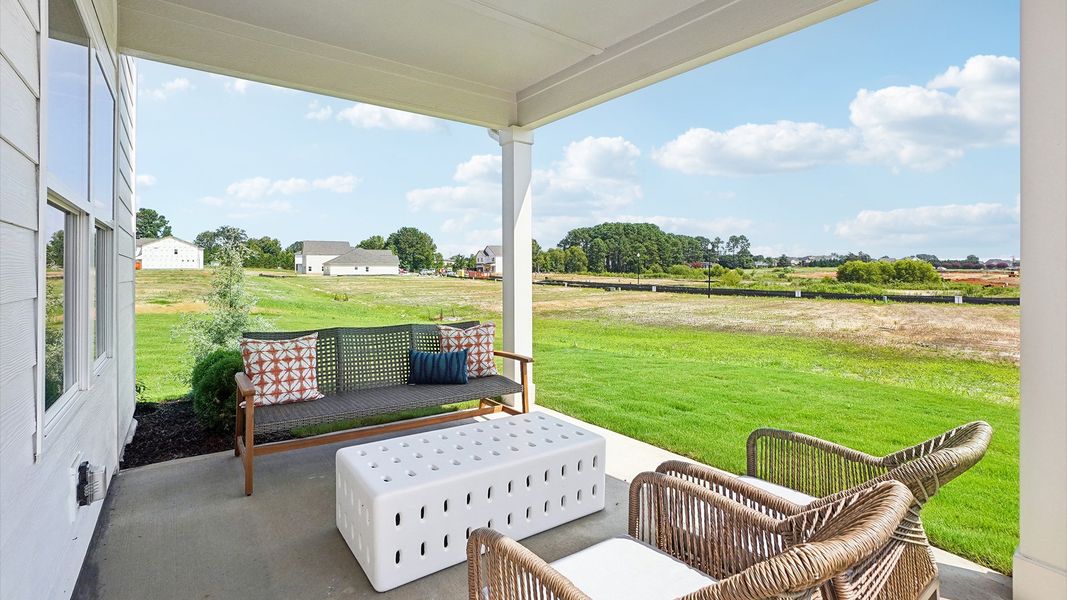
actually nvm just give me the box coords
[476,245,504,275]
[322,249,400,276]
[295,240,352,275]
[135,236,203,269]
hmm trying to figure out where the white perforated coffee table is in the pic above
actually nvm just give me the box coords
[335,412,606,591]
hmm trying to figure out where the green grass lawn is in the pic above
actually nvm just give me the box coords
[134,270,1019,573]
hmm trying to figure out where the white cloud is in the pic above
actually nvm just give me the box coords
[655,55,1019,175]
[535,136,643,212]
[335,103,442,131]
[225,175,361,199]
[833,199,1020,248]
[653,122,859,176]
[615,214,752,236]
[407,154,500,214]
[142,78,192,100]
[136,174,157,187]
[305,101,334,121]
[227,78,250,94]
[202,174,359,217]
[850,55,1019,170]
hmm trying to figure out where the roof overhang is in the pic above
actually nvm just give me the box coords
[117,0,872,129]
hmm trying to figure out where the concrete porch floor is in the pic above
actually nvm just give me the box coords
[74,408,1011,600]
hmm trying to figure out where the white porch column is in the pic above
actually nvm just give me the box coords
[498,127,535,407]
[1016,1,1067,598]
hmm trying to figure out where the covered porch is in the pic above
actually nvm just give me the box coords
[109,0,1066,598]
[74,409,1011,600]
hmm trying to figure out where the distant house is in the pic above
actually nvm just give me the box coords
[475,245,504,275]
[136,236,203,270]
[295,240,352,275]
[323,249,400,276]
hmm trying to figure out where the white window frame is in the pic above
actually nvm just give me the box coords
[39,0,118,442]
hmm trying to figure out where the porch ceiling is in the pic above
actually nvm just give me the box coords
[117,0,871,128]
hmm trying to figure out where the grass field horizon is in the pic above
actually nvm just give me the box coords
[134,269,1019,573]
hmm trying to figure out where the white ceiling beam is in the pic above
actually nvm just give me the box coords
[117,0,518,128]
[515,0,872,128]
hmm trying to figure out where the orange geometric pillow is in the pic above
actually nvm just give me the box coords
[239,333,325,407]
[438,322,497,378]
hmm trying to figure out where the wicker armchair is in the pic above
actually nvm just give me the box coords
[467,475,916,600]
[658,420,993,600]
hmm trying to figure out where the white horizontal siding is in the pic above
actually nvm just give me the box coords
[0,221,36,303]
[0,139,36,229]
[0,0,38,95]
[1,1,136,598]
[0,57,37,160]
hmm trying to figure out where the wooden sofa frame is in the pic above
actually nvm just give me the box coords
[234,322,532,495]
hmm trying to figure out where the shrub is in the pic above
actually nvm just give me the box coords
[175,243,270,362]
[721,269,743,287]
[837,258,942,285]
[191,349,244,431]
[710,264,726,277]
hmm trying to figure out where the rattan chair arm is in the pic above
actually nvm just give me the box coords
[629,472,788,580]
[656,460,803,517]
[746,428,890,498]
[493,350,534,363]
[235,372,256,399]
[466,528,591,600]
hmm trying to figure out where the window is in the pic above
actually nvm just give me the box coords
[44,204,75,409]
[91,55,115,218]
[174,248,179,255]
[43,0,116,420]
[46,0,90,205]
[91,225,110,361]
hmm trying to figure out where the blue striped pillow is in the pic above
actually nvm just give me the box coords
[409,349,469,385]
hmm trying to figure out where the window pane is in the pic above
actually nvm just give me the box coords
[45,204,73,408]
[46,0,90,204]
[93,226,108,359]
[91,56,115,218]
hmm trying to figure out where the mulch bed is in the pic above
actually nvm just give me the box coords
[121,401,292,468]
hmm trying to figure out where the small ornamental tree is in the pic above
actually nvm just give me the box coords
[175,242,270,362]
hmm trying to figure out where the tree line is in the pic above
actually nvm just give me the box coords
[136,209,444,271]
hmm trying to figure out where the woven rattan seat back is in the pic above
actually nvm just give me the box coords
[244,321,479,394]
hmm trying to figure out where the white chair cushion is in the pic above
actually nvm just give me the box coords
[738,475,818,506]
[550,536,716,600]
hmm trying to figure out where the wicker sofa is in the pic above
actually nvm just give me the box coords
[234,322,532,495]
[467,472,917,600]
[658,420,993,600]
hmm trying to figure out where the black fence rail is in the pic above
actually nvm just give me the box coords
[534,279,1019,306]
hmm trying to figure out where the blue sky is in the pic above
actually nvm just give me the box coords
[135,0,1020,260]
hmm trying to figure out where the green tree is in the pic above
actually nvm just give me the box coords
[777,254,791,267]
[385,227,438,271]
[136,208,173,239]
[542,248,566,273]
[966,254,980,263]
[531,239,543,272]
[564,246,588,273]
[357,235,386,250]
[46,230,64,268]
[175,243,270,361]
[195,226,248,264]
[245,236,293,269]
[587,238,607,272]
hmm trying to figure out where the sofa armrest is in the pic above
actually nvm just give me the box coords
[494,350,534,363]
[235,372,256,400]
